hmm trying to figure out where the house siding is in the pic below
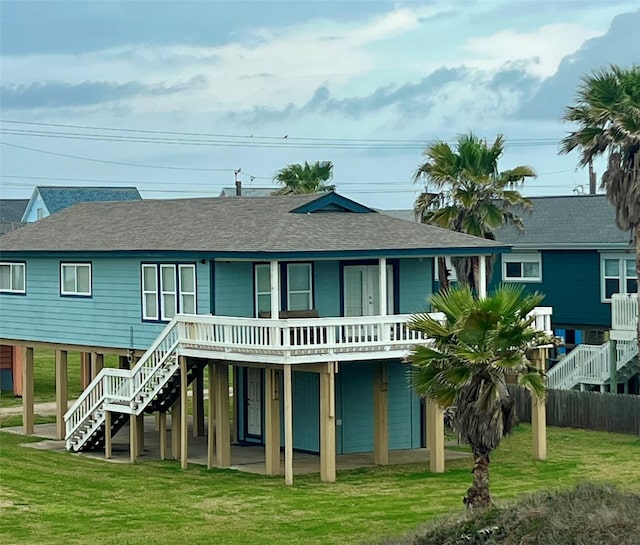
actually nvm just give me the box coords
[22,192,48,223]
[398,258,432,314]
[0,256,210,349]
[214,261,254,317]
[493,250,611,328]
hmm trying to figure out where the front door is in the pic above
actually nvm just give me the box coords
[246,367,262,438]
[343,265,393,316]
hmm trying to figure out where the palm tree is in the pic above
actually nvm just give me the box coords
[408,285,551,510]
[560,65,640,346]
[414,133,536,292]
[273,161,336,195]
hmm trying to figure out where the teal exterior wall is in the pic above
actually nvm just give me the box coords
[235,361,421,455]
[214,261,254,317]
[0,256,210,350]
[398,258,432,314]
[492,250,611,328]
[314,261,341,317]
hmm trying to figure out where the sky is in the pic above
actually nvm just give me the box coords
[1,0,639,210]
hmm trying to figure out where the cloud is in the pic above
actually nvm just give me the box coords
[0,76,207,110]
[517,9,640,120]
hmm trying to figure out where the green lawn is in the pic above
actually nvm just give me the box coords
[1,425,638,545]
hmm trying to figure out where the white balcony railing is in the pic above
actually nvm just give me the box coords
[611,293,638,340]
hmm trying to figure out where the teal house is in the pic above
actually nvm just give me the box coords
[1,191,532,483]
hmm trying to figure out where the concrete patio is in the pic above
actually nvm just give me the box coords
[3,416,471,476]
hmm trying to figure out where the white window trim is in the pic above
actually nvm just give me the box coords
[286,263,313,311]
[502,252,542,283]
[142,264,159,320]
[142,263,197,321]
[178,264,196,315]
[255,263,271,317]
[60,263,92,296]
[600,253,637,302]
[0,262,26,294]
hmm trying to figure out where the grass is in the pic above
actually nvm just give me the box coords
[1,425,639,545]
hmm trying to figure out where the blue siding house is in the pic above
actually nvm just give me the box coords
[1,192,520,483]
[21,186,142,223]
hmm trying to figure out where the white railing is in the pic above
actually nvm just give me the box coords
[177,313,430,359]
[65,306,553,450]
[547,339,639,390]
[528,306,553,336]
[548,344,609,389]
[612,293,638,334]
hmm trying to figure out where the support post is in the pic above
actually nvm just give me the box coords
[214,363,231,467]
[180,356,188,469]
[478,255,487,298]
[159,412,167,461]
[609,338,617,393]
[55,349,68,440]
[22,347,34,435]
[265,368,281,476]
[207,362,215,469]
[270,260,280,319]
[171,399,181,460]
[105,410,112,459]
[90,352,104,380]
[192,367,205,437]
[320,363,336,482]
[373,362,388,466]
[130,413,138,462]
[531,348,547,461]
[80,352,90,389]
[284,363,294,486]
[426,401,445,473]
[378,257,387,316]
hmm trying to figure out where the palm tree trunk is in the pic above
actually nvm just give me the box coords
[437,257,450,292]
[471,256,480,294]
[464,452,492,510]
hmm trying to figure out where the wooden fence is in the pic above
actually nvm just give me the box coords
[509,386,640,435]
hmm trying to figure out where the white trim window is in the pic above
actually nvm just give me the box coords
[502,253,542,282]
[287,263,312,311]
[60,263,92,296]
[255,264,271,317]
[601,254,637,301]
[0,262,25,294]
[142,264,197,321]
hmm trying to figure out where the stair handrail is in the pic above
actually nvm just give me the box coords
[64,317,181,444]
[547,343,608,389]
[616,339,639,371]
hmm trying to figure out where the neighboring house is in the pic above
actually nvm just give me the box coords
[384,195,639,393]
[1,192,548,483]
[0,198,28,235]
[21,186,142,223]
[219,186,277,197]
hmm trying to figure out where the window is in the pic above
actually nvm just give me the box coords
[141,264,196,321]
[255,264,271,317]
[254,262,314,316]
[37,208,45,220]
[287,263,312,311]
[502,253,542,282]
[601,254,637,301]
[60,263,92,296]
[0,262,25,294]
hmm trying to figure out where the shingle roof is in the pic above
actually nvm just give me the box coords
[381,195,633,250]
[0,199,29,222]
[37,186,142,214]
[494,195,632,249]
[0,194,507,256]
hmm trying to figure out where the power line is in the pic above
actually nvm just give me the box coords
[0,118,562,146]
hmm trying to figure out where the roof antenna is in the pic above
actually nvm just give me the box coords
[234,168,242,196]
